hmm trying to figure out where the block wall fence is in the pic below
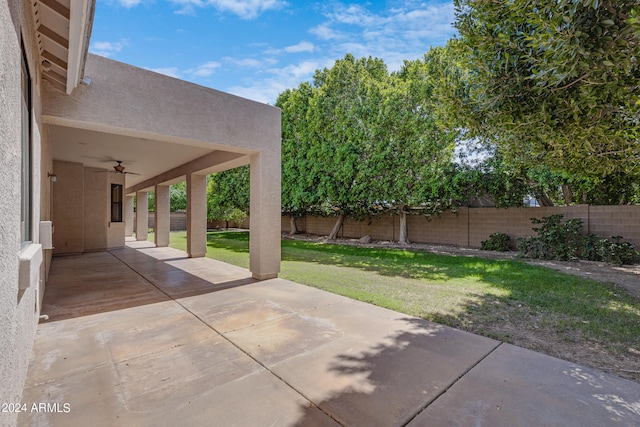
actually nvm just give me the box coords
[133,205,639,249]
[282,205,640,249]
[132,212,250,232]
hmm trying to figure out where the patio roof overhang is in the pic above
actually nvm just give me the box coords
[42,54,280,192]
[31,0,94,94]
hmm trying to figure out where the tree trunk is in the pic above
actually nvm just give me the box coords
[398,206,410,245]
[289,214,299,235]
[537,194,554,207]
[561,184,573,206]
[328,213,344,240]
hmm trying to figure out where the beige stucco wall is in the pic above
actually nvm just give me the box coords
[52,161,126,253]
[84,167,109,251]
[0,0,46,423]
[43,54,281,153]
[53,160,85,254]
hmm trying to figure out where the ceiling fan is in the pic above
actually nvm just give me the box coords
[95,161,140,175]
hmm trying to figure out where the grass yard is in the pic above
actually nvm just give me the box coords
[154,230,640,382]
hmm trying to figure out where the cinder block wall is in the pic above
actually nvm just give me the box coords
[136,206,639,249]
[342,216,396,241]
[589,206,640,245]
[133,212,188,232]
[281,215,306,234]
[305,215,339,236]
[409,209,470,246]
[294,205,640,249]
[468,206,589,248]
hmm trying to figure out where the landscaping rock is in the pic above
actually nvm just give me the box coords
[359,235,372,244]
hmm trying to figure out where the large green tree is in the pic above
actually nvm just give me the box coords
[277,82,321,234]
[452,0,640,178]
[370,57,457,243]
[308,54,389,239]
[207,166,250,228]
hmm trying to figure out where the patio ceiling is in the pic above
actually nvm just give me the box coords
[49,124,232,188]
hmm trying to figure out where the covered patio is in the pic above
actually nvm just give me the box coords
[47,53,281,280]
[19,240,640,426]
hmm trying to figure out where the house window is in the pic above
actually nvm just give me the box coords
[21,41,32,245]
[111,184,123,222]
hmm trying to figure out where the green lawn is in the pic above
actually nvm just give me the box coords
[151,230,640,381]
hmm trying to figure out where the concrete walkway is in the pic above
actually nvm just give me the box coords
[19,241,640,426]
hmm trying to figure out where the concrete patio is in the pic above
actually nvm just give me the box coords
[18,240,640,426]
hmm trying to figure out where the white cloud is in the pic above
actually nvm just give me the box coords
[311,1,456,72]
[148,67,181,78]
[145,61,221,80]
[226,59,330,103]
[283,41,315,53]
[188,61,221,77]
[118,0,144,7]
[267,60,322,79]
[309,23,341,40]
[89,41,125,57]
[328,3,379,26]
[223,57,265,68]
[169,0,287,19]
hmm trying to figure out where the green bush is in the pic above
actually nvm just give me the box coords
[518,214,639,265]
[517,214,583,260]
[480,232,511,251]
[580,233,602,261]
[597,236,639,266]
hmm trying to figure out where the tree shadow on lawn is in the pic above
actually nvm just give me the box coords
[205,231,635,302]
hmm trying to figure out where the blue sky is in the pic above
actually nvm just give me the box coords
[90,0,456,104]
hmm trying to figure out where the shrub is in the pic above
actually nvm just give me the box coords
[597,236,639,266]
[580,233,602,261]
[517,214,583,260]
[518,214,639,265]
[480,232,511,251]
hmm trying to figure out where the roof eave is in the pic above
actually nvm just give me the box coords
[65,0,95,94]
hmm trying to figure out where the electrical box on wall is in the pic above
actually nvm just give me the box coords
[40,221,54,250]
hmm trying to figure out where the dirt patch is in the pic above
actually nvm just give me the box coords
[283,233,640,382]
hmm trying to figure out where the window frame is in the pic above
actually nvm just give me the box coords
[20,39,32,247]
[111,184,124,223]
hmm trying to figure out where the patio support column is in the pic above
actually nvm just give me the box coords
[186,173,207,258]
[136,191,148,241]
[249,150,281,280]
[155,184,170,247]
[124,195,134,237]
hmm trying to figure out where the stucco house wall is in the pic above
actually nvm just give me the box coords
[0,0,49,422]
[52,160,85,254]
[51,160,127,254]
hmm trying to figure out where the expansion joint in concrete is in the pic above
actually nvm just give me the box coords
[401,341,504,427]
[109,250,345,427]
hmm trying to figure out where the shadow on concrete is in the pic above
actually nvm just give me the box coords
[291,316,640,427]
[204,231,640,383]
[288,316,489,426]
[42,246,255,322]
